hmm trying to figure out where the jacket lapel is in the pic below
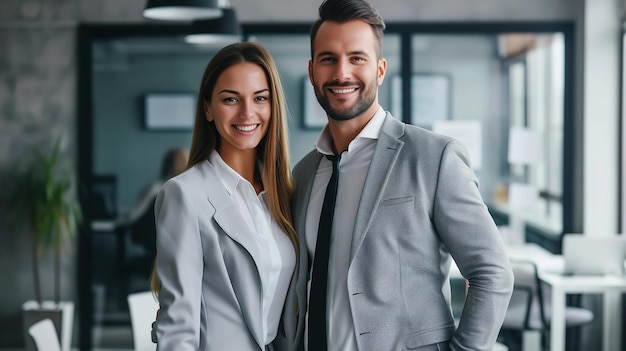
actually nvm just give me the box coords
[199,161,265,347]
[350,114,405,262]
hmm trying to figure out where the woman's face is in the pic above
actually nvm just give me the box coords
[205,62,271,158]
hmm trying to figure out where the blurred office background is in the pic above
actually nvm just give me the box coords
[0,0,624,350]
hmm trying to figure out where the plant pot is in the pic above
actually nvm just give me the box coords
[22,300,74,351]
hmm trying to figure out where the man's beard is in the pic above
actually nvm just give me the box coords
[313,80,377,121]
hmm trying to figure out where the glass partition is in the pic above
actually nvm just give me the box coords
[82,27,236,349]
[78,22,573,349]
[392,31,567,245]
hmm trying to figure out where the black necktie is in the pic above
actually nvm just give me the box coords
[308,154,341,351]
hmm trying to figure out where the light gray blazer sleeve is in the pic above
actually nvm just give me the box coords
[154,177,204,350]
[433,138,514,350]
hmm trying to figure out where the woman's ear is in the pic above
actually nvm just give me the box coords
[204,101,213,122]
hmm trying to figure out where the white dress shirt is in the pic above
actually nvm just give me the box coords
[305,107,386,351]
[209,151,296,345]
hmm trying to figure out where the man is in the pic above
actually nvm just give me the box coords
[281,0,515,350]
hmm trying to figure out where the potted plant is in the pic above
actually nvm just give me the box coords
[10,137,82,351]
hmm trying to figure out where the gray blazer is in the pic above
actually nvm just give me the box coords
[280,114,514,351]
[154,160,291,351]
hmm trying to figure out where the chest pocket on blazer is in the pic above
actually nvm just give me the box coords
[381,196,414,206]
[374,196,416,235]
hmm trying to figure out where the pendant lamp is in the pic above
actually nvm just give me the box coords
[185,7,242,45]
[143,0,223,21]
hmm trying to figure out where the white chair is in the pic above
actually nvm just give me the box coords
[500,259,594,351]
[493,341,509,351]
[28,318,61,351]
[127,291,159,351]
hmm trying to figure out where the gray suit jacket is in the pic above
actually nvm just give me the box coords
[280,114,514,351]
[154,160,289,350]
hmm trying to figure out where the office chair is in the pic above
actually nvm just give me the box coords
[128,291,159,351]
[87,174,118,220]
[117,198,157,296]
[127,197,157,261]
[500,259,593,351]
[28,318,61,351]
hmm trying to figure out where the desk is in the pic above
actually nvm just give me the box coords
[507,244,626,351]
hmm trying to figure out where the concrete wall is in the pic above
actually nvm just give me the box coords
[0,0,594,348]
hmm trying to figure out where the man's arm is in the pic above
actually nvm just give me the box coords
[432,139,514,350]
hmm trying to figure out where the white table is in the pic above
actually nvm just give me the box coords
[506,244,626,351]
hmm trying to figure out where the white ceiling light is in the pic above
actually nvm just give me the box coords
[143,0,223,22]
[185,7,242,45]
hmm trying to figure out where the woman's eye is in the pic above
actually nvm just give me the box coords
[255,96,269,102]
[223,97,237,103]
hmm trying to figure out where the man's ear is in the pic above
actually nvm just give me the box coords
[377,57,387,86]
[308,60,314,86]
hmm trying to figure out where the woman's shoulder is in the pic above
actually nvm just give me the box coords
[161,161,210,194]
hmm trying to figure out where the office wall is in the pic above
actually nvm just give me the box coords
[0,21,79,347]
[93,52,207,212]
[0,0,582,348]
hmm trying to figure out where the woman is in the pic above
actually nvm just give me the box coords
[151,42,298,351]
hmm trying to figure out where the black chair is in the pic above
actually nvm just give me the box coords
[88,174,118,220]
[500,259,594,351]
[127,197,157,260]
[116,198,157,295]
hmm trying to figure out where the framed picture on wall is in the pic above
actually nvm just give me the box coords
[144,93,196,130]
[302,77,328,129]
[391,74,452,128]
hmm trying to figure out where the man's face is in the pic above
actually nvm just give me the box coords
[309,20,386,122]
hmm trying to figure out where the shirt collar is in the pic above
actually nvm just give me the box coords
[209,150,242,196]
[314,105,386,156]
[209,150,266,197]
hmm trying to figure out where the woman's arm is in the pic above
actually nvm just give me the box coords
[153,179,204,350]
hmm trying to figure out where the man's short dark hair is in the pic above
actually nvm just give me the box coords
[310,0,386,58]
